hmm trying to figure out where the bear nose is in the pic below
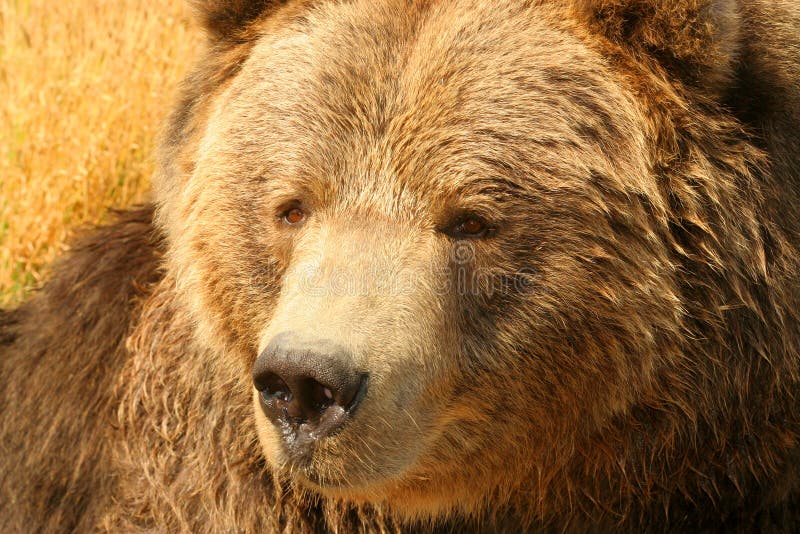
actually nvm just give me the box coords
[253,333,368,442]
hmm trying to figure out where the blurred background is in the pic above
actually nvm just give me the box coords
[0,0,201,305]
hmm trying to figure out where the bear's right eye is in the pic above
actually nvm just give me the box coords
[458,218,487,237]
[281,207,306,226]
[444,214,492,239]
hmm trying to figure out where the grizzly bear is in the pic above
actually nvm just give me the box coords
[2,0,800,531]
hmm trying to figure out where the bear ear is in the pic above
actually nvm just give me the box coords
[577,0,741,94]
[190,0,284,40]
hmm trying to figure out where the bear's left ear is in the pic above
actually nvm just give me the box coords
[190,0,286,40]
[577,0,741,94]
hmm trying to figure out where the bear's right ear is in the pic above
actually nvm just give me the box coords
[190,0,285,40]
[576,0,741,95]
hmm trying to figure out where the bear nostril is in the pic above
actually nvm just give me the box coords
[256,373,291,402]
[304,378,335,411]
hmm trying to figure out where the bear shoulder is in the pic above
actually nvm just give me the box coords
[0,207,162,532]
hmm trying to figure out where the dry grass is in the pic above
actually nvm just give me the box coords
[0,0,201,306]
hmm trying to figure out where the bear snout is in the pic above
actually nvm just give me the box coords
[253,332,368,452]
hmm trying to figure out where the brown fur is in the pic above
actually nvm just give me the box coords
[2,0,800,531]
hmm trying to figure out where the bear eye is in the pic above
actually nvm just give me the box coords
[281,207,306,226]
[449,216,491,239]
[460,218,486,236]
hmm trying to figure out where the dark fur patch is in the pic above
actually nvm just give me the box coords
[191,0,286,39]
[0,207,163,531]
[579,0,740,92]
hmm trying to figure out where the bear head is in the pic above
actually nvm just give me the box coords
[152,0,788,522]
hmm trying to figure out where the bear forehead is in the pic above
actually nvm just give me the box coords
[199,0,650,212]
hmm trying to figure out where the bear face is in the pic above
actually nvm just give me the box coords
[165,0,666,513]
[151,0,799,523]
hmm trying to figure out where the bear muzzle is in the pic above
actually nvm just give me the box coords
[253,331,369,458]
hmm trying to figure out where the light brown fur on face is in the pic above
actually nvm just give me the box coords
[3,0,800,531]
[172,0,665,514]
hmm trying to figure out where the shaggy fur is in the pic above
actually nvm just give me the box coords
[2,0,800,531]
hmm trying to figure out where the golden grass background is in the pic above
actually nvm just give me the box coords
[0,0,201,305]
